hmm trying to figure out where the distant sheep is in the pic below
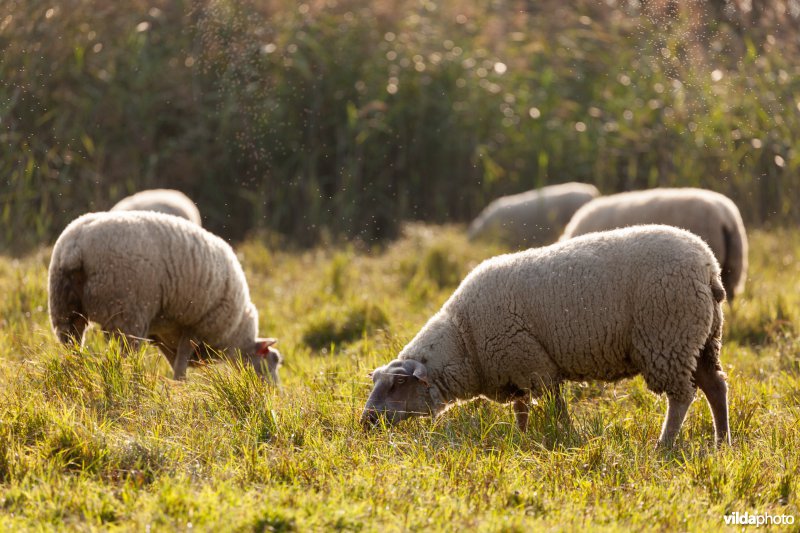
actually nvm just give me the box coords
[363,225,729,448]
[48,211,281,383]
[562,188,747,301]
[468,182,600,248]
[111,189,202,226]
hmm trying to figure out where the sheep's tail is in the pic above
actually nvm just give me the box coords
[700,274,725,373]
[48,244,88,345]
[710,272,726,305]
[720,211,748,303]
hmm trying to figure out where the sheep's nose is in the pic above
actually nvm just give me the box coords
[361,409,379,429]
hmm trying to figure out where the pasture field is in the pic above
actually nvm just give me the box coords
[0,225,798,530]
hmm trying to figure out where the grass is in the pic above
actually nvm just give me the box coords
[0,224,798,530]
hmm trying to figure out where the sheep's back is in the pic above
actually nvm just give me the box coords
[152,220,254,347]
[470,182,599,247]
[63,212,254,349]
[111,189,202,226]
[563,188,732,259]
[449,225,719,382]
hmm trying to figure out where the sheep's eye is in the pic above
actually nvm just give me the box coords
[396,377,406,385]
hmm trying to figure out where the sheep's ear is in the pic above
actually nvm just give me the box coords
[404,360,430,387]
[255,338,278,356]
[368,365,387,380]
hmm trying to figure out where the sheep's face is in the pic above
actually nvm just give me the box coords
[361,359,437,428]
[251,338,283,386]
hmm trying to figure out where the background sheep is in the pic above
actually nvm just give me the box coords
[362,225,729,448]
[48,211,281,383]
[111,188,202,226]
[467,182,600,249]
[561,187,748,301]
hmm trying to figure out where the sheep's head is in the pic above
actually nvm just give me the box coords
[361,359,441,428]
[251,337,283,386]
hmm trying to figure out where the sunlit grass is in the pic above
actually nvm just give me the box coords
[0,226,798,529]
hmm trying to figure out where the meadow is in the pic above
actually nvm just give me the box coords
[0,224,798,530]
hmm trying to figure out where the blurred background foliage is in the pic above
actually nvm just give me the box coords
[2,0,800,252]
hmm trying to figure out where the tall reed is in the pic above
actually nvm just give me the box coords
[1,0,798,251]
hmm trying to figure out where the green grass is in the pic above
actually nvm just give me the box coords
[0,225,798,530]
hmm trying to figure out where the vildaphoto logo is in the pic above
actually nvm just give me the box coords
[724,511,795,527]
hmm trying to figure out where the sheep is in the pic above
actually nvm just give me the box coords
[111,189,202,226]
[467,182,600,249]
[362,225,730,448]
[48,211,281,384]
[561,188,748,302]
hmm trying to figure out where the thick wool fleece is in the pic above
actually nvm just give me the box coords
[49,211,257,358]
[399,225,724,407]
[111,189,202,226]
[561,188,747,301]
[468,182,599,248]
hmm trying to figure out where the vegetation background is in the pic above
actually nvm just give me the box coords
[2,0,800,251]
[1,0,800,530]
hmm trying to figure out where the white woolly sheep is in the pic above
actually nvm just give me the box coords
[467,182,600,248]
[362,225,729,448]
[561,187,748,301]
[111,189,202,226]
[48,211,281,383]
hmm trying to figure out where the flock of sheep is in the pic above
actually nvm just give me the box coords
[47,184,749,447]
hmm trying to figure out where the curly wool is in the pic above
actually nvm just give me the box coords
[48,211,258,363]
[561,188,747,301]
[111,189,202,226]
[467,182,599,248]
[399,225,724,407]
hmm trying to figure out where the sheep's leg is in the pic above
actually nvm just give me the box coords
[694,358,731,446]
[153,337,178,371]
[557,387,577,439]
[657,395,691,448]
[513,398,530,432]
[172,335,195,381]
[515,386,571,434]
[58,314,88,347]
[552,385,570,425]
[541,384,574,436]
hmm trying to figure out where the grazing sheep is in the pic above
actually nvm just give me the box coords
[561,188,747,301]
[111,189,202,226]
[48,211,281,383]
[468,182,600,248]
[362,225,729,448]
